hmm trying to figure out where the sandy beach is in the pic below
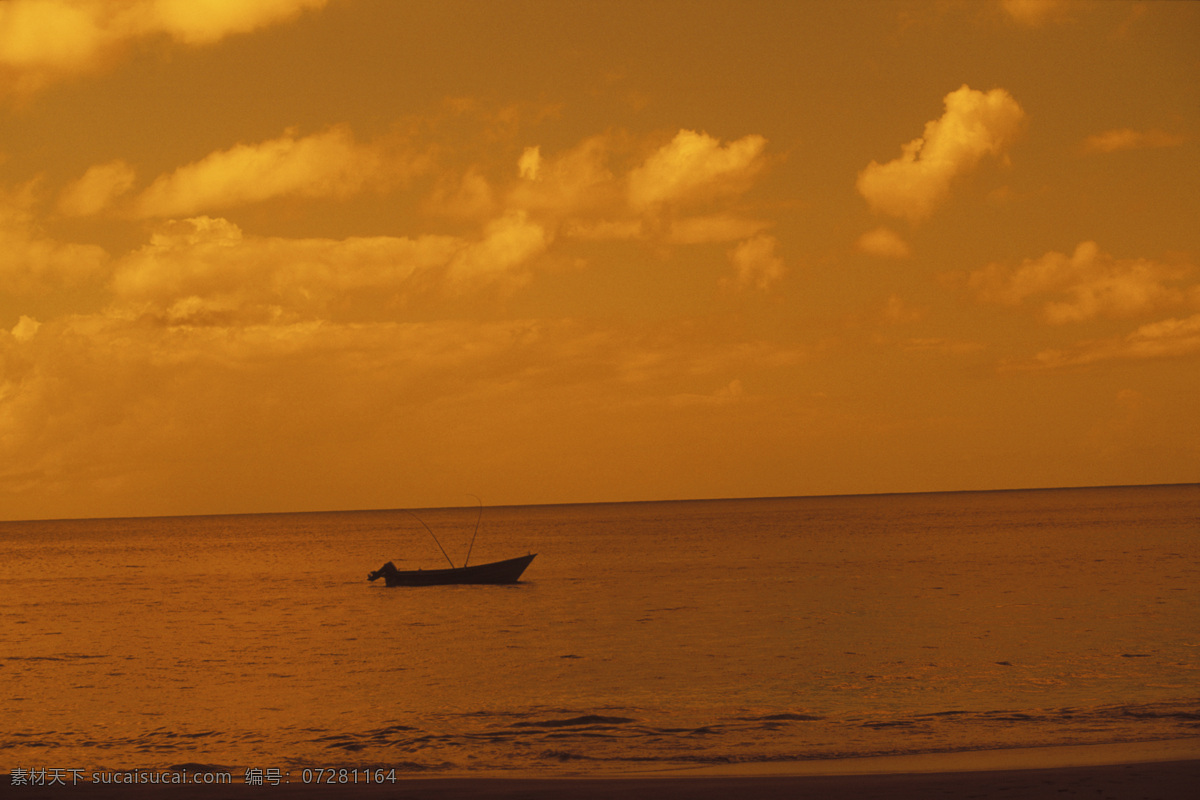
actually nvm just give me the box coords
[9,742,1200,799]
[7,762,1200,800]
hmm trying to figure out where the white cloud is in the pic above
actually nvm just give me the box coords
[882,295,923,324]
[506,134,618,218]
[1081,128,1185,155]
[57,159,137,216]
[111,216,455,322]
[1029,313,1200,368]
[445,211,549,288]
[10,315,41,342]
[110,212,551,323]
[1,184,109,293]
[725,234,785,290]
[0,0,328,96]
[665,215,771,245]
[629,129,767,211]
[668,378,746,408]
[856,226,911,259]
[0,310,807,513]
[517,146,541,180]
[424,167,497,220]
[141,0,328,45]
[1000,0,1070,27]
[857,85,1025,223]
[561,218,643,241]
[0,1,108,76]
[968,241,1194,324]
[131,126,416,217]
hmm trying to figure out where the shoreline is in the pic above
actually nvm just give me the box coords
[8,740,1199,798]
[7,764,1200,800]
[632,736,1200,777]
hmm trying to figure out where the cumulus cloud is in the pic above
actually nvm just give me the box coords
[1,185,109,293]
[517,146,541,180]
[0,0,328,96]
[0,306,807,514]
[1081,128,1185,154]
[434,129,775,259]
[665,215,771,245]
[668,378,747,408]
[424,167,496,221]
[882,295,923,324]
[1029,313,1200,368]
[130,126,415,217]
[506,135,618,219]
[112,216,443,322]
[968,241,1194,324]
[10,315,41,342]
[725,234,785,290]
[141,0,328,45]
[561,218,644,241]
[856,226,911,259]
[57,159,137,216]
[857,85,1025,222]
[1000,0,1071,27]
[110,213,550,323]
[628,129,767,211]
[445,211,549,288]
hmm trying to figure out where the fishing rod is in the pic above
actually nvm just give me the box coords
[463,494,483,568]
[404,509,457,569]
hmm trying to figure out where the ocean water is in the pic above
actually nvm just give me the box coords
[2,485,1198,777]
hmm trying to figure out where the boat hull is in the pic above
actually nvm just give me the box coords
[369,554,536,586]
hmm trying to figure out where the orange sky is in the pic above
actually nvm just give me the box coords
[1,0,1198,520]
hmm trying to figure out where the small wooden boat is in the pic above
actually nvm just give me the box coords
[368,553,536,586]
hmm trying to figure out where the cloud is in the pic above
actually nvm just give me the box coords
[0,310,805,513]
[882,295,923,324]
[445,211,549,288]
[1081,128,1185,154]
[725,234,785,290]
[665,215,771,245]
[423,167,497,220]
[1,184,109,293]
[140,0,328,45]
[0,1,109,80]
[856,85,1025,222]
[110,213,550,323]
[434,129,774,259]
[856,226,911,259]
[0,0,328,96]
[900,337,984,355]
[1029,313,1200,368]
[111,216,449,322]
[517,146,541,180]
[57,159,137,216]
[507,134,618,219]
[130,126,415,217]
[10,315,41,342]
[968,241,1194,324]
[628,129,767,211]
[1000,0,1071,27]
[561,218,643,241]
[668,379,747,408]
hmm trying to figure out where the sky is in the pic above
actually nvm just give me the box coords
[1,0,1198,520]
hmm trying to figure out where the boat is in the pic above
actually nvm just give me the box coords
[368,553,536,586]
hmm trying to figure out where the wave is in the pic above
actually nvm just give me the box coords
[4,700,1198,775]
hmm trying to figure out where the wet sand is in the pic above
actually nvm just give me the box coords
[8,742,1200,799]
[6,761,1199,799]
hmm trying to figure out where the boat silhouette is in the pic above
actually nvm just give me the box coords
[368,553,536,586]
[368,499,535,586]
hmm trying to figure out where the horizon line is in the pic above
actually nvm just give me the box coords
[3,481,1197,525]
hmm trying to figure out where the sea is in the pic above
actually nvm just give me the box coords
[2,485,1198,778]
